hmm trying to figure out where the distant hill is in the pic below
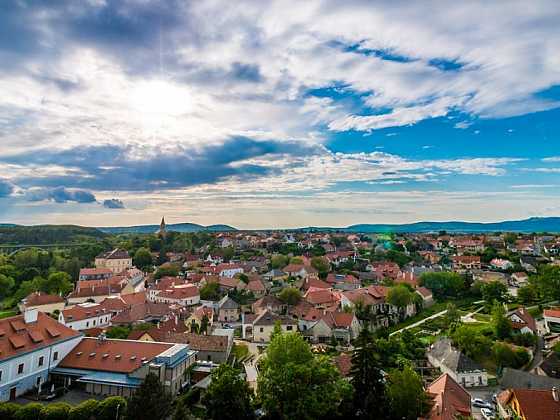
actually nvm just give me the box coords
[0,225,106,245]
[98,222,237,234]
[335,217,560,233]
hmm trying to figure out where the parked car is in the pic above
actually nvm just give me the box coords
[472,398,493,409]
[481,407,495,420]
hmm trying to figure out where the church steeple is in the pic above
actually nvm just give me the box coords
[157,217,167,237]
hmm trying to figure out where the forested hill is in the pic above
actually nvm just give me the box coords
[0,225,106,245]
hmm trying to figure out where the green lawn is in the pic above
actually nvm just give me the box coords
[0,310,17,319]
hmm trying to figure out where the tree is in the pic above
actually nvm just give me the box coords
[134,247,153,269]
[387,285,413,309]
[68,400,99,420]
[258,331,351,420]
[517,285,538,305]
[154,265,179,280]
[106,326,132,339]
[96,396,127,420]
[41,402,72,420]
[387,365,431,420]
[444,303,461,333]
[202,364,254,420]
[0,403,20,420]
[451,325,492,359]
[127,372,172,420]
[0,274,15,300]
[311,256,330,274]
[45,272,73,295]
[200,314,209,335]
[289,256,304,264]
[481,281,508,304]
[200,282,220,300]
[350,329,388,419]
[491,301,512,340]
[271,254,289,269]
[278,287,302,306]
[419,272,465,299]
[493,342,530,369]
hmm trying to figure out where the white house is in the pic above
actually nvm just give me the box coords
[59,303,112,331]
[0,310,82,401]
[151,284,200,306]
[543,308,560,333]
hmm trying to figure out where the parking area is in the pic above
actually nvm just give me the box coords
[468,386,499,419]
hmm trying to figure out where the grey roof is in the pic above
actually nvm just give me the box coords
[253,310,296,327]
[428,338,485,373]
[219,295,240,310]
[500,368,560,389]
[538,352,560,379]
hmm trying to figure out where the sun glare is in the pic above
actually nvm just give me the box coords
[130,80,192,117]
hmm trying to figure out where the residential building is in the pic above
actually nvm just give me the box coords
[78,268,113,281]
[51,337,196,397]
[427,338,488,387]
[509,307,537,335]
[426,373,472,420]
[251,310,297,343]
[95,249,133,274]
[452,256,481,270]
[59,302,112,331]
[496,388,560,420]
[307,311,360,344]
[217,296,240,323]
[544,308,560,333]
[0,310,82,401]
[18,292,65,314]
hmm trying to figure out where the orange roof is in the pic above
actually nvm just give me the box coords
[62,303,111,322]
[0,312,81,361]
[506,389,560,420]
[58,337,173,373]
[426,373,471,420]
[544,308,560,318]
[121,291,147,306]
[23,292,64,306]
[158,285,199,300]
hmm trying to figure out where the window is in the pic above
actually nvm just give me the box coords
[36,377,41,386]
[18,363,24,374]
[38,356,44,367]
[93,320,96,326]
[286,325,293,331]
[0,370,2,381]
[53,351,59,361]
[260,327,264,332]
[86,322,89,327]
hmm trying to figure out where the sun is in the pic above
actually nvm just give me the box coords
[130,79,192,117]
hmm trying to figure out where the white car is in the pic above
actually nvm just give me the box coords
[481,407,495,420]
[472,398,493,409]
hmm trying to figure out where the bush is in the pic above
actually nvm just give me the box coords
[493,342,531,369]
[0,402,21,420]
[511,332,537,347]
[14,403,43,420]
[68,399,99,420]
[96,396,127,420]
[41,403,72,420]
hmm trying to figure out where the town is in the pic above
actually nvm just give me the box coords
[0,220,559,419]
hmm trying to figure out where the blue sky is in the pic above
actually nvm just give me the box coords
[0,0,559,229]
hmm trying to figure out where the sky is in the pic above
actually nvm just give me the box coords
[0,0,560,229]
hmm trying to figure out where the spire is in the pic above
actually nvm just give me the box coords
[160,216,166,228]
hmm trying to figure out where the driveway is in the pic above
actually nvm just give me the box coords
[389,309,448,336]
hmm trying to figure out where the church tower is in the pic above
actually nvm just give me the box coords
[157,217,167,238]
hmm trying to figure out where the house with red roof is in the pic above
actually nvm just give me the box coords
[18,292,65,314]
[544,308,560,333]
[425,373,471,420]
[497,387,560,420]
[0,310,82,401]
[509,307,537,334]
[306,311,360,344]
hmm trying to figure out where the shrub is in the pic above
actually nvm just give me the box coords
[68,399,99,420]
[41,402,72,420]
[0,402,21,420]
[96,396,127,420]
[14,403,43,420]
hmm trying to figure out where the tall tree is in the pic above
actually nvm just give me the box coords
[201,364,254,420]
[386,365,431,420]
[258,331,351,420]
[134,247,153,270]
[127,372,172,420]
[491,300,512,340]
[350,329,388,419]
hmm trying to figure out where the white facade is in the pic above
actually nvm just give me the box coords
[0,336,81,401]
[219,267,243,278]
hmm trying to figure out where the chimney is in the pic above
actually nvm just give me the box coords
[553,387,559,402]
[24,308,38,324]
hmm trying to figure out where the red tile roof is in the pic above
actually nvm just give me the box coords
[158,285,199,300]
[62,303,111,322]
[0,312,81,361]
[544,308,560,318]
[426,373,471,420]
[79,268,113,276]
[58,337,173,373]
[334,353,352,377]
[503,389,560,420]
[22,292,64,306]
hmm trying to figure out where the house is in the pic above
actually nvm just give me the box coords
[217,276,246,293]
[501,367,560,390]
[245,277,266,297]
[509,307,537,335]
[252,295,285,315]
[171,332,232,364]
[79,268,113,281]
[67,283,125,305]
[451,256,481,270]
[496,388,560,420]
[544,308,560,333]
[304,288,340,310]
[214,263,243,278]
[251,310,298,343]
[18,292,65,314]
[425,373,472,420]
[511,272,529,287]
[427,338,488,387]
[217,296,240,323]
[110,302,175,326]
[186,306,214,332]
[307,311,360,344]
[491,258,514,270]
[536,352,560,379]
[0,310,82,401]
[152,284,200,306]
[94,249,133,274]
[59,302,112,331]
[283,264,318,279]
[416,287,434,307]
[326,273,360,291]
[51,337,196,397]
[262,269,287,282]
